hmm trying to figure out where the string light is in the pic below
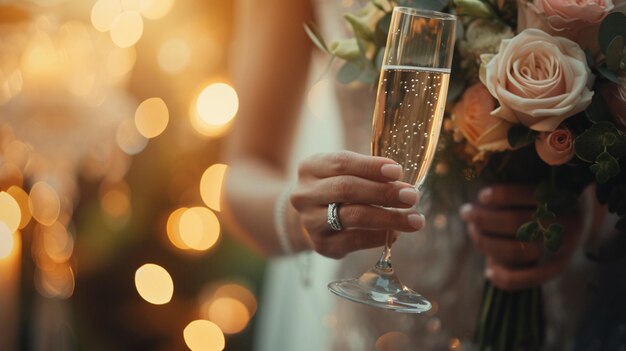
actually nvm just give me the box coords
[183,320,225,351]
[135,263,174,305]
[199,164,228,212]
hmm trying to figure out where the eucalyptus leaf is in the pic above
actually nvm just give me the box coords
[534,181,578,214]
[516,221,539,242]
[590,151,620,184]
[574,121,623,162]
[599,12,626,54]
[358,63,379,84]
[533,202,555,221]
[606,35,624,73]
[304,23,330,53]
[544,223,563,252]
[597,65,621,83]
[454,0,497,18]
[395,0,448,11]
[338,61,363,84]
[585,90,612,123]
[507,124,538,148]
[344,13,374,42]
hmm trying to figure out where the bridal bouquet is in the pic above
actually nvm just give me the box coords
[307,0,626,349]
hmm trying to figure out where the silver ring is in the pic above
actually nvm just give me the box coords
[327,202,343,231]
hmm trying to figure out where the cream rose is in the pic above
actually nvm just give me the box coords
[452,82,512,151]
[480,28,594,132]
[535,127,575,165]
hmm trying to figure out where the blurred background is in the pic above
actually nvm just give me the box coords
[0,1,266,350]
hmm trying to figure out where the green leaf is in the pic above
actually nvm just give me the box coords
[344,13,374,42]
[534,181,579,214]
[516,221,540,242]
[585,49,595,67]
[533,203,556,221]
[590,151,620,183]
[574,121,626,162]
[606,35,625,73]
[454,0,497,18]
[304,23,330,53]
[585,90,612,123]
[338,61,362,84]
[597,65,621,84]
[395,0,448,11]
[544,223,563,252]
[357,62,379,84]
[507,124,538,148]
[599,12,626,54]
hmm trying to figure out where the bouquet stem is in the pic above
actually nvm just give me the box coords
[475,281,545,351]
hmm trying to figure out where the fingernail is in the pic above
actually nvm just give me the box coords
[381,164,402,180]
[459,203,472,220]
[408,213,425,229]
[399,187,418,205]
[479,188,493,203]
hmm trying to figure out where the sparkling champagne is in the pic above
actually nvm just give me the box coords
[372,65,450,186]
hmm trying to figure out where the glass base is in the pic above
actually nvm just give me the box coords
[328,266,431,313]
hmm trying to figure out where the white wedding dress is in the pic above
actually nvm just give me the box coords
[254,1,594,350]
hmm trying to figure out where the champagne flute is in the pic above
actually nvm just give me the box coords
[328,7,456,313]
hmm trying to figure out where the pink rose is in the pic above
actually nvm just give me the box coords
[535,127,576,165]
[480,29,594,132]
[517,0,613,53]
[601,78,626,131]
[452,83,512,151]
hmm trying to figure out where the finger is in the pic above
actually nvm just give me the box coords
[305,205,425,233]
[299,151,403,182]
[309,228,390,259]
[467,223,543,266]
[460,204,534,236]
[299,176,418,208]
[478,184,537,207]
[485,257,568,291]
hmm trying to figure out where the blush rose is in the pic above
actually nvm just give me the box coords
[480,28,594,132]
[453,82,512,151]
[535,127,576,165]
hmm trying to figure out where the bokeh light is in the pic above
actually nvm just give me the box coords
[91,0,123,32]
[199,163,227,212]
[166,207,189,250]
[116,119,149,155]
[35,262,75,299]
[28,181,61,226]
[158,38,191,74]
[178,207,220,251]
[183,320,225,351]
[139,0,175,19]
[6,186,31,229]
[0,223,14,259]
[134,97,169,139]
[375,331,411,351]
[207,297,250,334]
[42,222,74,263]
[190,82,238,137]
[213,283,257,316]
[100,182,131,218]
[110,11,144,48]
[134,263,174,305]
[0,191,21,233]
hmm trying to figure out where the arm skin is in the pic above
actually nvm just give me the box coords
[220,0,426,258]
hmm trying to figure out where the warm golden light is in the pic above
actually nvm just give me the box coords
[178,207,220,251]
[306,78,332,118]
[0,69,23,105]
[375,331,410,351]
[183,320,225,351]
[121,0,142,11]
[116,118,148,155]
[7,186,31,230]
[140,0,175,19]
[0,191,21,233]
[107,47,136,83]
[42,222,74,263]
[134,263,174,305]
[199,163,228,212]
[91,0,123,32]
[166,207,189,250]
[213,283,257,316]
[100,183,131,218]
[29,182,61,226]
[110,11,144,48]
[135,97,169,138]
[35,262,75,299]
[0,163,24,190]
[0,223,14,259]
[157,38,191,74]
[190,83,238,137]
[208,297,250,334]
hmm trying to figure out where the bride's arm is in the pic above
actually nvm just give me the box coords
[221,0,426,258]
[221,0,316,255]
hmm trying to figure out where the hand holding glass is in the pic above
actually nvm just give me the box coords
[328,7,457,313]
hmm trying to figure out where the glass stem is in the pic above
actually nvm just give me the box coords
[375,231,394,271]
